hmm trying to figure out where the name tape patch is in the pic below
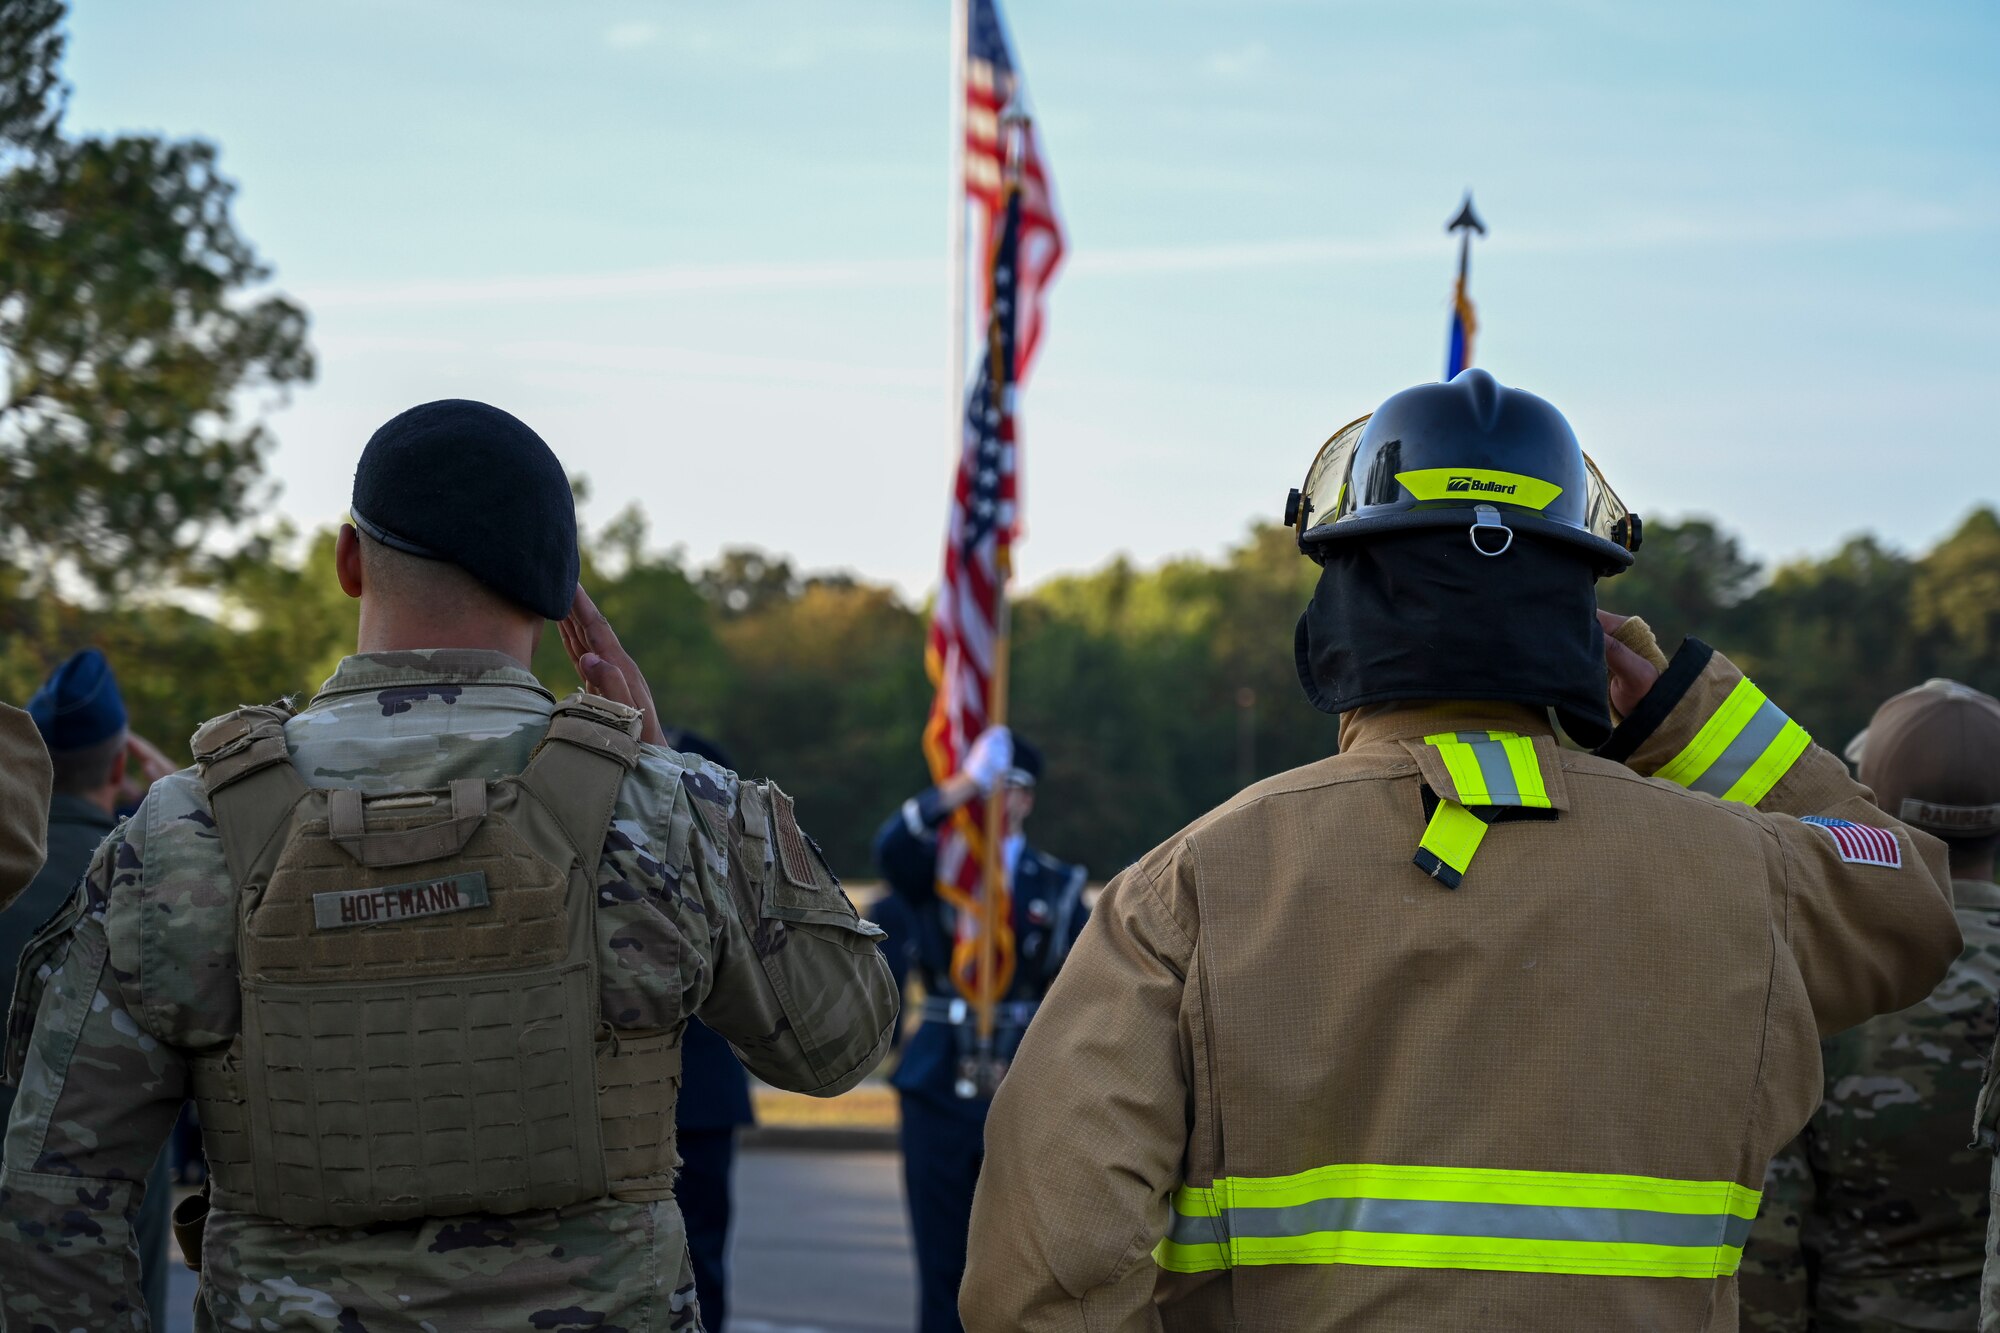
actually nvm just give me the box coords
[313,871,491,930]
[1801,817,1902,868]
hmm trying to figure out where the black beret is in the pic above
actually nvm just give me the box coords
[350,400,579,620]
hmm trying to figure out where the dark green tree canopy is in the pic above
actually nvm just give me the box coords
[0,0,311,596]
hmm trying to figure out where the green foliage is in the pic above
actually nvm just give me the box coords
[1604,508,2000,760]
[0,0,64,160]
[0,0,312,596]
[3,508,1996,881]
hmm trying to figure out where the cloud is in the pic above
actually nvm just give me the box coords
[495,338,931,392]
[1204,42,1271,80]
[304,258,934,309]
[605,21,660,50]
[297,196,1989,310]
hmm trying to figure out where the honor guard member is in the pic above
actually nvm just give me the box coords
[872,726,1088,1333]
[1744,679,2000,1330]
[5,651,177,1329]
[962,370,1963,1332]
[0,400,900,1332]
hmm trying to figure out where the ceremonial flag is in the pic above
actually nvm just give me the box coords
[964,0,1064,381]
[1447,275,1477,379]
[1444,194,1486,380]
[923,183,1024,1003]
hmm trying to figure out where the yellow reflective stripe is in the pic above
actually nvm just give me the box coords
[1500,734,1550,808]
[1654,678,1810,806]
[1154,1236,1229,1273]
[1719,719,1810,807]
[1187,1164,1758,1219]
[1422,731,1550,810]
[1171,1184,1220,1218]
[1655,679,1765,789]
[1207,1233,1740,1279]
[1158,1164,1759,1278]
[1394,468,1564,511]
[1426,735,1494,804]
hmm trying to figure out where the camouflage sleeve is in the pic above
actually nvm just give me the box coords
[1599,630,1960,1034]
[1737,1133,1816,1331]
[1976,1032,2000,1333]
[0,815,187,1329]
[690,775,898,1097]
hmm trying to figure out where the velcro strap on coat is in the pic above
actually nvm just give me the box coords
[326,778,489,869]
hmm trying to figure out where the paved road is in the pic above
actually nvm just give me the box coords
[168,1148,916,1333]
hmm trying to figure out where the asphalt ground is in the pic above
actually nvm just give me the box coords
[166,1147,916,1333]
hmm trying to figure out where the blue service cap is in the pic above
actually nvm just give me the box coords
[27,649,128,752]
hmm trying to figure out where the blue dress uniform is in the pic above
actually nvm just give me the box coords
[873,784,1088,1333]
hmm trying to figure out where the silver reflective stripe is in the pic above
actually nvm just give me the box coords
[1687,698,1790,798]
[1445,733,1522,806]
[1166,1196,1754,1251]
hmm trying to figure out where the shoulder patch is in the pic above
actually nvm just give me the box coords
[1801,816,1903,868]
[769,786,836,893]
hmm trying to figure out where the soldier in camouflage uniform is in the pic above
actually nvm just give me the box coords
[0,399,901,1332]
[1743,679,2000,1330]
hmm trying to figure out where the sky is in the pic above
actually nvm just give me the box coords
[66,0,2000,597]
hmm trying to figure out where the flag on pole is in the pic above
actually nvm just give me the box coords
[1446,276,1477,380]
[964,0,1064,381]
[923,183,1024,1003]
[1444,194,1485,380]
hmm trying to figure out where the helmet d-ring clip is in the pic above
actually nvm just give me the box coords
[1469,504,1514,557]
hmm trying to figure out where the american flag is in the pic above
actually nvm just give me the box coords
[965,0,1064,381]
[922,184,1025,1003]
[1801,816,1903,868]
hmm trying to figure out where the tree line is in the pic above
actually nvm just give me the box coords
[3,0,1995,881]
[4,505,1995,880]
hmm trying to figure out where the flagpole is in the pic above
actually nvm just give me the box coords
[972,107,1027,1069]
[975,590,1010,1053]
[948,0,969,462]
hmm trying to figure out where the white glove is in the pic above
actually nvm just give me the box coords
[962,726,1013,794]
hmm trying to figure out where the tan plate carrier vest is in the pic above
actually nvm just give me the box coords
[185,693,682,1228]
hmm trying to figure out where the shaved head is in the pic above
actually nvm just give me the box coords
[356,532,537,625]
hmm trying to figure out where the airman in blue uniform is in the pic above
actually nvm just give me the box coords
[872,726,1088,1333]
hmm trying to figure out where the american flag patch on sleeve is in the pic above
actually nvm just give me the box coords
[1801,816,1903,868]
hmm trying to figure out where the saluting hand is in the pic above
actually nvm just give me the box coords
[560,585,668,747]
[1597,609,1662,718]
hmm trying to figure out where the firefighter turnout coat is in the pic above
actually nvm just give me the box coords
[961,628,1962,1332]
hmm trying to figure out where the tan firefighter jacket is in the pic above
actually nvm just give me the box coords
[963,627,1961,1333]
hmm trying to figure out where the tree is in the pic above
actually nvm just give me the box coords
[1912,507,2000,691]
[0,0,312,596]
[1603,517,1761,640]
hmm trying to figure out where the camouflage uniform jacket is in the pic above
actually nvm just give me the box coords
[0,650,900,1333]
[1741,876,2000,1331]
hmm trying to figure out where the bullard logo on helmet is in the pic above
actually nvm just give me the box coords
[1447,476,1518,496]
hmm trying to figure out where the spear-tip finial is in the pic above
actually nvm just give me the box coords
[1447,191,1486,237]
